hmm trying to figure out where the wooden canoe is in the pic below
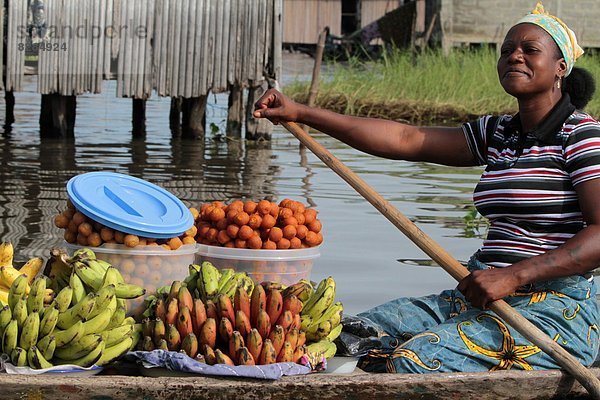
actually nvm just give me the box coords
[0,367,598,399]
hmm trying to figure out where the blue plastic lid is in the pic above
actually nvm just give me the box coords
[67,172,194,239]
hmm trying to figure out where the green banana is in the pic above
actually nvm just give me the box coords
[306,338,337,360]
[106,306,127,329]
[305,285,336,321]
[301,277,335,315]
[10,346,27,367]
[69,272,86,306]
[86,259,109,277]
[0,304,12,336]
[314,301,343,328]
[54,320,85,347]
[27,276,46,314]
[2,319,18,355]
[37,334,57,360]
[217,268,235,291]
[183,266,199,291]
[55,340,106,368]
[54,333,103,360]
[81,306,113,336]
[73,248,96,260]
[113,282,146,299]
[300,315,313,332]
[197,262,220,301]
[73,261,104,292]
[306,320,333,342]
[56,292,97,330]
[102,323,134,347]
[12,297,28,329]
[27,345,54,369]
[88,285,116,318]
[8,274,28,311]
[326,322,343,342]
[96,336,133,366]
[18,311,40,350]
[53,286,74,313]
[39,305,60,337]
[101,267,121,287]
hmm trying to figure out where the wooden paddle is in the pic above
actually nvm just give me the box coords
[281,121,600,398]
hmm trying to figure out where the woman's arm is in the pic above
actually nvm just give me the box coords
[254,89,477,166]
[458,178,600,309]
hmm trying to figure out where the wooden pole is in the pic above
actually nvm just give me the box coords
[169,97,182,135]
[301,27,328,135]
[182,96,207,139]
[132,98,147,138]
[281,120,600,399]
[227,84,244,137]
[39,94,76,138]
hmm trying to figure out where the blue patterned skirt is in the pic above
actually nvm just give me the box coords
[357,256,600,373]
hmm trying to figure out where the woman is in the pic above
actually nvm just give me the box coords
[254,3,600,373]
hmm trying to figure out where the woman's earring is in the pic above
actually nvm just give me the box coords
[557,80,561,89]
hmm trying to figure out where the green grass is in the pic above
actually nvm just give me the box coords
[285,48,600,124]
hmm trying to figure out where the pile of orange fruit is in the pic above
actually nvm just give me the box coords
[195,199,323,249]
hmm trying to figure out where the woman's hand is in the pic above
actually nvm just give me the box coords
[457,268,522,309]
[253,89,303,125]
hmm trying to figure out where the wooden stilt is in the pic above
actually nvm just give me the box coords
[181,96,206,139]
[39,93,76,138]
[169,97,182,135]
[246,82,272,141]
[132,98,146,138]
[4,90,14,127]
[226,84,243,137]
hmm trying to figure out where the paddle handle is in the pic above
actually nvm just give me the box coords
[281,121,600,398]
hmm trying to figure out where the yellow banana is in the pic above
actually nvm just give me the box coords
[197,261,220,301]
[113,282,146,299]
[302,277,335,315]
[54,320,85,347]
[39,305,59,337]
[18,257,44,284]
[96,336,133,366]
[106,306,126,329]
[306,285,336,321]
[326,323,343,342]
[306,338,337,360]
[88,285,116,318]
[217,268,235,292]
[18,311,40,351]
[0,288,8,305]
[27,345,54,369]
[2,319,18,355]
[313,301,343,328]
[101,267,121,287]
[73,261,104,292]
[0,242,14,267]
[306,320,333,342]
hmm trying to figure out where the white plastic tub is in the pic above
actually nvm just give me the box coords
[195,244,320,285]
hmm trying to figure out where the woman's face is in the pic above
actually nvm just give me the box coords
[497,23,566,99]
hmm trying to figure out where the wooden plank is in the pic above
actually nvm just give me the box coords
[111,0,121,59]
[124,0,135,96]
[226,0,237,86]
[135,0,147,98]
[191,0,203,96]
[116,0,126,96]
[0,2,4,91]
[183,0,195,98]
[153,0,163,95]
[170,0,183,95]
[144,0,154,97]
[165,0,175,95]
[206,0,216,91]
[212,0,223,91]
[103,0,113,78]
[198,0,210,94]
[177,0,188,97]
[220,0,230,90]
[272,0,282,81]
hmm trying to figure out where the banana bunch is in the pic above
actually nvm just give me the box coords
[140,267,310,366]
[0,242,45,305]
[186,262,255,303]
[0,248,144,369]
[299,276,343,359]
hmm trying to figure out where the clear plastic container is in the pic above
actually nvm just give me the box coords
[195,244,320,285]
[64,242,198,317]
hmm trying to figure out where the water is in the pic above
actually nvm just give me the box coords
[0,54,485,315]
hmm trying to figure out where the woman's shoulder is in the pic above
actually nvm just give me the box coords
[565,110,600,128]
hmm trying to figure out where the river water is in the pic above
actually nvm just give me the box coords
[0,53,485,315]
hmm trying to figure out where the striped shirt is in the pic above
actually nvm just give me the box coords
[462,95,600,267]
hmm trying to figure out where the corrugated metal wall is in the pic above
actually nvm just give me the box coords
[7,0,282,98]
